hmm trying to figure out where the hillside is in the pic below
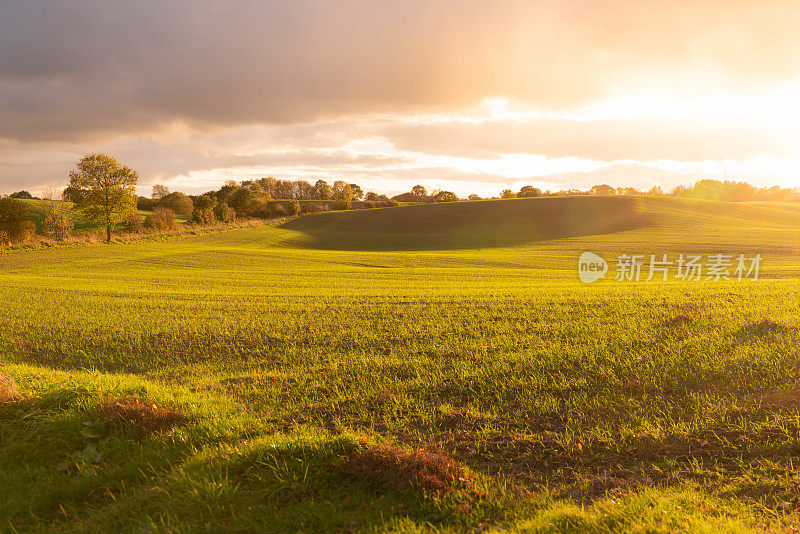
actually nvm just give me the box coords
[280,196,800,252]
[2,196,800,532]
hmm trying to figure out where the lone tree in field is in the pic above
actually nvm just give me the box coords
[68,153,139,242]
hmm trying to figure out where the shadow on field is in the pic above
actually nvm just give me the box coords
[280,196,652,251]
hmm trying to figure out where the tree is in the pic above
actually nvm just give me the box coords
[332,181,353,209]
[214,202,236,223]
[68,153,139,242]
[411,185,427,202]
[226,187,257,216]
[158,191,193,216]
[431,190,459,203]
[41,187,73,240]
[349,184,364,200]
[151,184,170,200]
[501,189,516,199]
[0,198,34,244]
[590,184,616,195]
[287,199,302,215]
[191,195,217,225]
[365,192,381,201]
[517,186,542,198]
[9,191,34,200]
[467,194,482,201]
[314,180,332,200]
[647,186,663,196]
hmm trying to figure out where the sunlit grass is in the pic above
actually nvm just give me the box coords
[2,196,800,532]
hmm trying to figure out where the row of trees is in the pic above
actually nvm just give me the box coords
[5,151,800,245]
[391,180,800,202]
[139,178,399,224]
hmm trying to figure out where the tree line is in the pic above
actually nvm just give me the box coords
[2,152,799,246]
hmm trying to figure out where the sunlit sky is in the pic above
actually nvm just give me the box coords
[2,1,800,197]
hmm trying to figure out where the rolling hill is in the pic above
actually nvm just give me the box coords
[280,196,800,252]
[2,195,800,532]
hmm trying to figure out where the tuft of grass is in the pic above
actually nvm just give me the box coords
[97,396,188,437]
[0,372,20,403]
[340,444,476,494]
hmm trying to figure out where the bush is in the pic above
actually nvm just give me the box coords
[124,212,144,233]
[214,202,236,223]
[252,201,285,219]
[158,192,193,216]
[191,195,216,225]
[301,202,326,214]
[145,207,178,231]
[0,198,35,244]
[287,199,302,216]
[43,204,74,240]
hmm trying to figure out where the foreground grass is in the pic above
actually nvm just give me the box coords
[2,197,800,532]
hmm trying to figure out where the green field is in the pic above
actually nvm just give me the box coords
[2,196,800,532]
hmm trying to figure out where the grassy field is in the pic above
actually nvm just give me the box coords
[2,196,800,532]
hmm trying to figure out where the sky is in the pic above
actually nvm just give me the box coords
[2,0,800,197]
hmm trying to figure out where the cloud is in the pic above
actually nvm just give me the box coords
[2,0,800,141]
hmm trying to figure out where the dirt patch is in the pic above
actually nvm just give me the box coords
[759,387,800,409]
[339,444,475,494]
[0,372,21,403]
[98,397,187,437]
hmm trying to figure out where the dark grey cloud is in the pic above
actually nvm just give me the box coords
[3,0,800,141]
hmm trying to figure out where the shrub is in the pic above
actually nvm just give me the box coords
[252,201,286,219]
[0,198,35,244]
[271,203,287,218]
[158,192,193,216]
[191,195,216,225]
[43,205,74,240]
[287,199,302,216]
[145,207,178,231]
[301,202,326,214]
[124,211,144,233]
[214,202,236,223]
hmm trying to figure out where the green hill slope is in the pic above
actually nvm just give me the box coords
[280,196,800,251]
[3,196,800,531]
